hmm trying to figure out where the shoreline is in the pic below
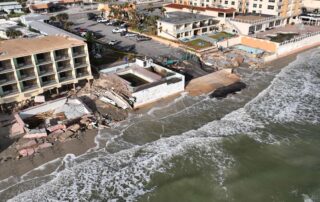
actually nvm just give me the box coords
[0,129,97,181]
[0,46,317,182]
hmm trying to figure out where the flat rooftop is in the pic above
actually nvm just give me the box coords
[255,24,320,40]
[0,35,85,60]
[159,11,213,25]
[232,14,278,23]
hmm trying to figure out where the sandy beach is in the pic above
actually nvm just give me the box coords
[0,129,97,181]
[0,46,317,182]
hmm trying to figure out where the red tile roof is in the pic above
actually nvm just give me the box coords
[164,3,236,13]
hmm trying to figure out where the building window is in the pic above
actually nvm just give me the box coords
[253,4,257,7]
[268,5,274,9]
[225,1,228,4]
[268,0,275,2]
[231,1,235,5]
[256,24,262,31]
[275,20,281,26]
[207,0,209,2]
[202,3,204,6]
[259,4,262,8]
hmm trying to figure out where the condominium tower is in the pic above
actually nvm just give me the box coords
[173,0,302,18]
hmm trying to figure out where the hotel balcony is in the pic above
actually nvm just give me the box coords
[40,75,56,87]
[59,71,74,83]
[15,56,33,70]
[18,69,36,81]
[74,57,87,69]
[75,67,89,78]
[21,79,38,92]
[72,46,86,58]
[38,64,55,77]
[36,52,52,66]
[0,60,13,74]
[0,72,16,86]
[56,61,72,72]
[0,84,19,97]
[55,49,70,62]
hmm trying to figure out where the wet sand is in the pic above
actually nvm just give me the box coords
[186,69,240,96]
[0,129,97,181]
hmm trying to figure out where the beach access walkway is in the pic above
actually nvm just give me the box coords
[186,69,240,96]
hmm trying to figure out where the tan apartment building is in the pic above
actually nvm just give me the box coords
[0,36,93,105]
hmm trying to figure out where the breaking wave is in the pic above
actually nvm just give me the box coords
[5,49,320,201]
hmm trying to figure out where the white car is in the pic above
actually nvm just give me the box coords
[125,32,137,37]
[97,18,108,23]
[112,28,126,33]
[108,40,120,46]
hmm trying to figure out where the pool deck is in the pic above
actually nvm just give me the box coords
[186,69,240,96]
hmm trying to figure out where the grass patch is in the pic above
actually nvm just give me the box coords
[184,39,213,50]
[209,32,233,41]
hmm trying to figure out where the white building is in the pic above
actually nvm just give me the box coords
[0,1,23,14]
[100,58,185,108]
[0,20,41,39]
[303,0,320,11]
[157,11,219,40]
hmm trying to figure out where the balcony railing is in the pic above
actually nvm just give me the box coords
[76,72,89,78]
[1,89,19,97]
[22,84,38,92]
[0,78,16,86]
[37,59,52,66]
[0,66,13,74]
[55,55,70,62]
[16,63,33,70]
[73,52,86,57]
[74,63,87,69]
[42,80,56,87]
[59,76,74,82]
[57,65,72,72]
[39,69,54,76]
[19,74,36,81]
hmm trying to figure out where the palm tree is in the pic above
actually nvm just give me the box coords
[56,13,69,22]
[49,16,57,22]
[160,7,166,16]
[6,28,22,39]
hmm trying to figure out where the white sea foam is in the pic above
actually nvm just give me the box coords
[7,49,320,201]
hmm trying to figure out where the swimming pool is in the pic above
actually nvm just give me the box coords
[233,44,265,55]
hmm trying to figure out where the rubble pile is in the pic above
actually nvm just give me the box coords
[201,49,265,69]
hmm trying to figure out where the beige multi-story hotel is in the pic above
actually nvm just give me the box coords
[0,36,93,105]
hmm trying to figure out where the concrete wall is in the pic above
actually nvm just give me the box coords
[277,33,320,55]
[241,36,278,52]
[133,77,185,108]
[217,36,241,48]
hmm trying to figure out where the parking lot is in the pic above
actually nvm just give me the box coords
[68,13,186,59]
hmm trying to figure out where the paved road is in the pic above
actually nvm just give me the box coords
[68,14,186,59]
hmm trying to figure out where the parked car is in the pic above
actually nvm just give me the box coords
[125,32,137,37]
[120,23,128,28]
[112,27,126,33]
[108,40,121,46]
[119,45,135,52]
[106,19,118,26]
[87,13,96,20]
[97,18,108,23]
[120,31,127,36]
[136,35,152,41]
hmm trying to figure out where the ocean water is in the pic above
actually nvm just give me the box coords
[0,49,320,202]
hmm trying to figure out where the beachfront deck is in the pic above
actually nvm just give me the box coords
[186,69,240,96]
